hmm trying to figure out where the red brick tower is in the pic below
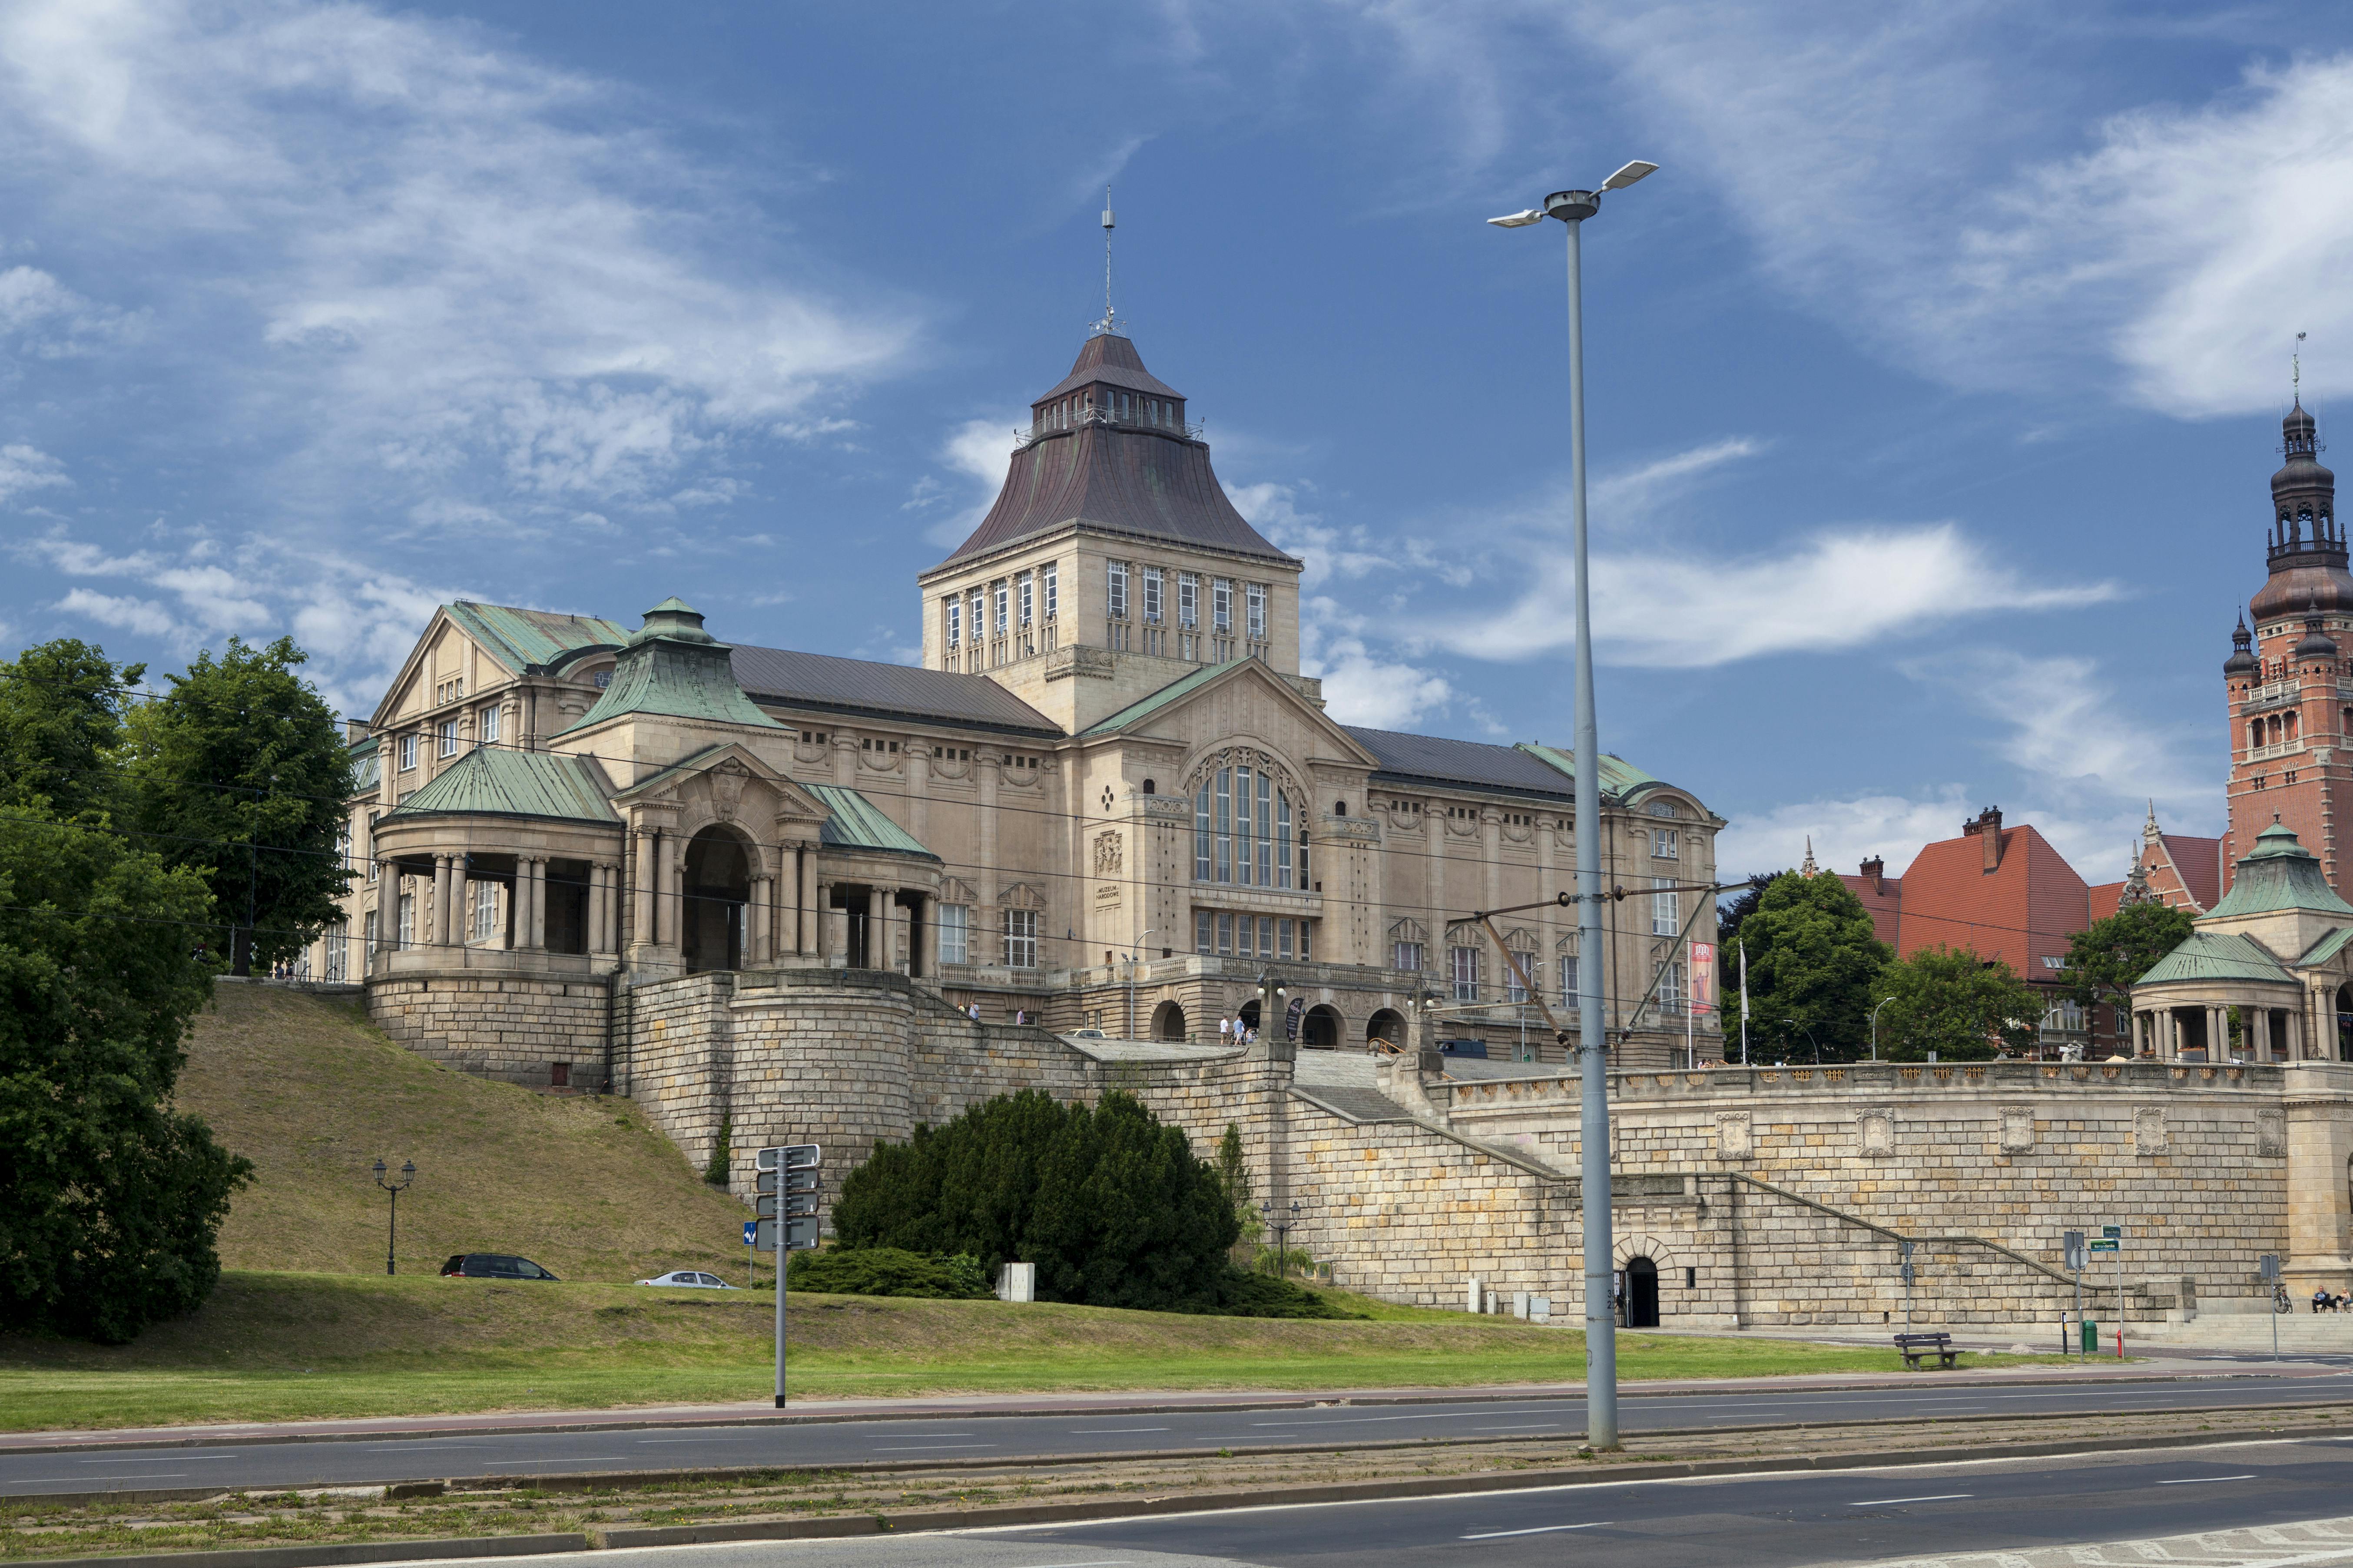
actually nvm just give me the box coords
[2227,398,2346,894]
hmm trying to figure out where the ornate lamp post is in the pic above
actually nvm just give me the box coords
[373,1158,416,1275]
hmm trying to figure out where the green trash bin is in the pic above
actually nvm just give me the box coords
[2081,1318,2098,1354]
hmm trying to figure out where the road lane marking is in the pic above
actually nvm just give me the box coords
[1462,1522,1608,1539]
[872,1444,998,1452]
[2155,1473,2257,1484]
[10,1475,189,1483]
[1473,1424,1560,1432]
[1068,1428,1172,1434]
[637,1438,757,1443]
[79,1457,234,1464]
[1849,1493,1974,1505]
[497,1457,630,1465]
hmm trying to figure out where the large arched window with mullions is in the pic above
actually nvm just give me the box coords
[1193,756,1307,889]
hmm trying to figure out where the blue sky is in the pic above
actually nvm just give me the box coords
[2,1,2348,888]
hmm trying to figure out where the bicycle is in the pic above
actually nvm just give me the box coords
[2274,1282,2294,1314]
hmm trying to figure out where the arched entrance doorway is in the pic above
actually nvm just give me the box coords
[1237,999,1261,1036]
[1366,1008,1405,1051]
[1302,1004,1342,1050]
[682,827,751,974]
[1625,1257,1660,1328]
[1150,1000,1187,1042]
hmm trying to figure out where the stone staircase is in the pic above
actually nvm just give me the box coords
[2128,1301,2353,1350]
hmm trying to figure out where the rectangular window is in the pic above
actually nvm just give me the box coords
[1212,579,1233,632]
[1246,583,1267,639]
[1507,951,1536,1005]
[1299,923,1311,961]
[1107,561,1129,620]
[1278,919,1294,960]
[1195,908,1214,955]
[992,579,1009,635]
[364,906,379,964]
[1043,564,1057,619]
[397,889,415,949]
[945,597,961,649]
[471,880,498,943]
[1452,945,1480,1002]
[367,812,381,881]
[938,904,969,965]
[1018,571,1034,626]
[1276,792,1293,890]
[1653,827,1678,859]
[1255,773,1273,885]
[1214,768,1232,883]
[1216,911,1235,956]
[399,734,418,771]
[1393,940,1424,973]
[1561,952,1579,1006]
[1652,877,1678,937]
[1143,566,1163,623]
[1659,960,1685,1013]
[480,704,500,744]
[1003,907,1038,969]
[323,921,348,982]
[1234,765,1255,886]
[437,718,459,757]
[1238,916,1256,959]
[1258,916,1275,957]
[1178,572,1199,628]
[968,591,985,644]
[1194,783,1212,881]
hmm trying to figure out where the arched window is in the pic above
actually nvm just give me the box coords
[1194,761,1301,889]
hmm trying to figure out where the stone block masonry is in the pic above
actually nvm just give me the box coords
[372,963,2353,1327]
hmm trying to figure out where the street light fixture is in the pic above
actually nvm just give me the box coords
[372,1158,416,1276]
[1488,155,1659,1454]
[1870,996,1898,1062]
[1122,928,1157,1039]
[1261,1198,1304,1277]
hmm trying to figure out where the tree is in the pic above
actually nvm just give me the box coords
[1213,1122,1263,1264]
[0,809,251,1343]
[1713,871,1786,958]
[831,1089,1240,1311]
[1727,870,1892,1061]
[2058,901,2194,1043]
[123,636,350,975]
[1875,945,2044,1061]
[0,640,143,820]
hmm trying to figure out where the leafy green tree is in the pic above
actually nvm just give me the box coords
[1875,946,2044,1061]
[0,809,251,1343]
[2057,901,2194,1042]
[123,636,350,975]
[1713,871,1786,959]
[0,640,143,820]
[832,1089,1239,1311]
[1214,1122,1263,1264]
[1728,871,1892,1062]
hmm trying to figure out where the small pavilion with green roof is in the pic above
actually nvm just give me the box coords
[2132,820,2353,1061]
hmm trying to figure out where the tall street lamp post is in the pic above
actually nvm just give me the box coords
[1871,996,1898,1062]
[1490,158,1657,1451]
[373,1158,415,1276]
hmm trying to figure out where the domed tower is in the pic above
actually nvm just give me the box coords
[915,329,1307,731]
[2228,399,2348,896]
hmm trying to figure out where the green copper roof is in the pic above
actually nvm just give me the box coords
[350,735,380,794]
[446,601,629,672]
[381,748,619,825]
[560,599,782,735]
[1080,661,1234,736]
[2300,926,2353,966]
[2137,928,2298,987]
[2205,820,2353,920]
[804,783,938,860]
[1514,742,1660,800]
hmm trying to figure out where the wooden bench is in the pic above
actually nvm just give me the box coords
[1893,1331,1958,1369]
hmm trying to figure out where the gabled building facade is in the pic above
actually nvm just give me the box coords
[312,328,1723,1082]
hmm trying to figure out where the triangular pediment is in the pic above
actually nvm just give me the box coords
[607,741,827,824]
[1080,659,1378,768]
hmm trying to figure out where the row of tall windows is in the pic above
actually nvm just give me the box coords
[1194,910,1312,960]
[1193,764,1306,889]
[396,702,506,772]
[1401,942,1581,1007]
[929,903,1038,969]
[1032,390,1183,433]
[941,566,1059,667]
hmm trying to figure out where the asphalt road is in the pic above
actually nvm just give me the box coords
[7,1373,2349,1499]
[478,1436,2353,1568]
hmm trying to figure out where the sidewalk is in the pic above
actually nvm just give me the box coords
[4,1353,2340,1455]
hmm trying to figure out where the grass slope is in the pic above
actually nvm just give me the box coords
[174,984,754,1282]
[0,1273,1990,1430]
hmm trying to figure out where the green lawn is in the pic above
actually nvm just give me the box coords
[0,1271,2019,1431]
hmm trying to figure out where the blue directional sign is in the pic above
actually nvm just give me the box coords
[743,1220,758,1247]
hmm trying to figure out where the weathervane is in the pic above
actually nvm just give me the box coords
[1091,187,1123,337]
[2296,331,2307,400]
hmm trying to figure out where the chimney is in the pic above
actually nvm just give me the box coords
[1860,855,1885,894]
[1969,807,2005,873]
[346,718,371,744]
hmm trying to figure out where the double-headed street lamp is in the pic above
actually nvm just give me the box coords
[1490,156,1658,1453]
[373,1158,416,1276]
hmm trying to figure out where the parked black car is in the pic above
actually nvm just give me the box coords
[440,1253,560,1280]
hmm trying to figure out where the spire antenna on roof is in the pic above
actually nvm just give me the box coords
[2295,330,2307,403]
[1091,187,1123,338]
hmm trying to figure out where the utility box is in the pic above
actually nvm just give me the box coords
[997,1262,1035,1303]
[1512,1290,1531,1320]
[1529,1297,1552,1323]
[1466,1276,1485,1314]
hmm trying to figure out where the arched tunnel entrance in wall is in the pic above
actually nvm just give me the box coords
[1626,1257,1660,1328]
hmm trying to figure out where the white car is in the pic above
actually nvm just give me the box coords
[636,1270,738,1289]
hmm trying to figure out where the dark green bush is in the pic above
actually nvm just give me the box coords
[831,1089,1240,1311]
[1206,1267,1365,1320]
[784,1247,994,1299]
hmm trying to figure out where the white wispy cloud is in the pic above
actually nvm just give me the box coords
[1590,437,1763,523]
[1438,523,2118,668]
[916,414,1024,548]
[0,442,68,505]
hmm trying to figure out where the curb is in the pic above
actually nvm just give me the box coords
[25,1398,2352,1507]
[40,1416,2353,1567]
[2,1367,2323,1456]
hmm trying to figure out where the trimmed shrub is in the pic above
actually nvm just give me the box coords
[784,1247,994,1299]
[1207,1268,1365,1320]
[831,1089,1241,1312]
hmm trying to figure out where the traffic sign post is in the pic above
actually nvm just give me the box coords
[743,1220,758,1290]
[2092,1227,2123,1358]
[1898,1238,1915,1340]
[757,1145,823,1407]
[2062,1231,2087,1357]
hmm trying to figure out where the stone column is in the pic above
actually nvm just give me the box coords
[868,884,890,971]
[587,863,606,953]
[632,828,656,951]
[450,855,470,950]
[816,880,835,965]
[431,854,452,949]
[922,892,940,978]
[527,857,548,950]
[750,874,771,964]
[2209,1005,2227,1061]
[2255,1007,2273,1060]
